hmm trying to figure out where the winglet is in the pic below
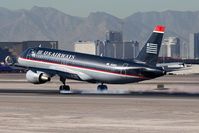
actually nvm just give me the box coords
[153,25,165,33]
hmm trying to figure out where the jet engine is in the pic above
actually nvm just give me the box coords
[26,70,51,84]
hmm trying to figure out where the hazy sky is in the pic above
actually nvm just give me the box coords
[1,0,199,18]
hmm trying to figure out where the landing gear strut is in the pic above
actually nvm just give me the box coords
[97,83,108,92]
[59,77,71,93]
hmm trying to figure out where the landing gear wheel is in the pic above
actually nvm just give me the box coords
[97,84,108,92]
[59,85,70,91]
[59,85,71,94]
[59,77,71,94]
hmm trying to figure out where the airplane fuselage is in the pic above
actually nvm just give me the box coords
[18,47,165,84]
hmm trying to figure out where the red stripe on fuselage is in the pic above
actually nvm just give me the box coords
[19,57,147,79]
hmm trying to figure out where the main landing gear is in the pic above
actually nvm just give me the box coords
[58,77,109,93]
[97,83,108,92]
[59,77,71,93]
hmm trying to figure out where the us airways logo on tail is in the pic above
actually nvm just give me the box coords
[146,43,158,54]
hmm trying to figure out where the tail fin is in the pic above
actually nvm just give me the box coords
[135,25,165,66]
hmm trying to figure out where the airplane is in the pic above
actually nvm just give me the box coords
[157,62,191,72]
[6,25,166,92]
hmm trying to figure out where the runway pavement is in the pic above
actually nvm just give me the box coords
[0,94,199,133]
[1,73,199,94]
[0,73,199,132]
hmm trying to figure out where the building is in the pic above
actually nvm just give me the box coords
[189,33,199,59]
[101,40,114,58]
[106,31,123,43]
[161,37,180,58]
[123,41,139,59]
[106,31,123,59]
[74,31,124,59]
[74,40,122,58]
[180,42,189,59]
[107,41,123,59]
[74,40,104,56]
[0,41,58,62]
[74,31,141,60]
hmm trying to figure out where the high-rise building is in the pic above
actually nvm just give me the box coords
[74,31,141,60]
[106,31,123,43]
[103,40,114,58]
[180,42,189,59]
[161,37,180,58]
[189,33,199,59]
[106,31,123,59]
[123,41,139,59]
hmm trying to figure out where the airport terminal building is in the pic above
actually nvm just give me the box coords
[0,41,58,63]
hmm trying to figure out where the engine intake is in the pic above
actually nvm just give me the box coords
[26,70,51,84]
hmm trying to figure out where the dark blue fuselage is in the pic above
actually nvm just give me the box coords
[18,47,165,84]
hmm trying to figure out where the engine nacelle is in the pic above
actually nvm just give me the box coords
[26,70,51,84]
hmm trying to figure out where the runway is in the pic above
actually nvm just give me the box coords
[0,74,199,132]
[0,94,199,133]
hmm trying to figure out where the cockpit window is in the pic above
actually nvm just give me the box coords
[19,48,37,58]
[19,49,29,58]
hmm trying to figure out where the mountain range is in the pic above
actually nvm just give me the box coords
[0,6,199,50]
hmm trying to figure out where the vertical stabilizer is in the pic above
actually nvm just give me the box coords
[135,25,165,66]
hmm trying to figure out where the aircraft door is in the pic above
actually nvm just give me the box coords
[121,63,129,76]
